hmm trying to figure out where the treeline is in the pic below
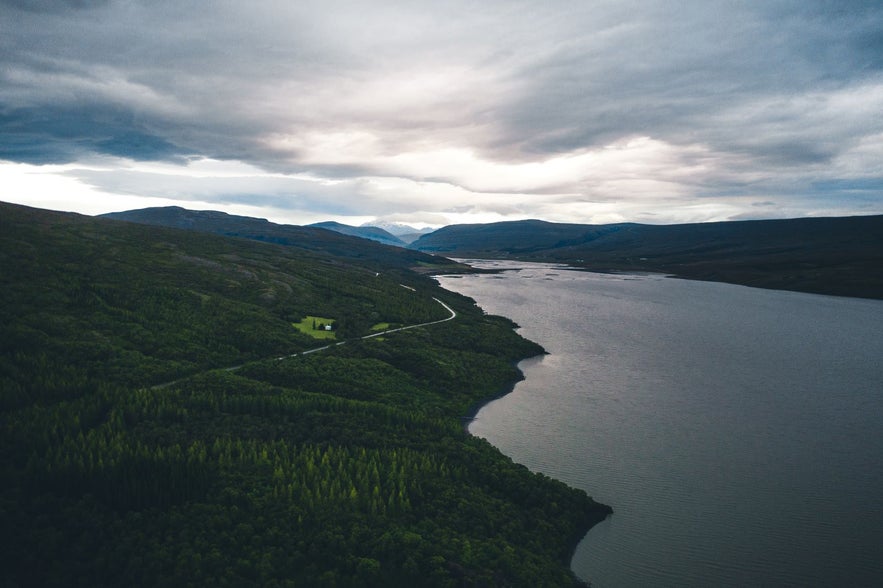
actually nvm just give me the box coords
[0,202,610,587]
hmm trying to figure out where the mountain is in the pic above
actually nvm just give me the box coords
[101,206,460,274]
[410,215,883,299]
[1,201,610,587]
[362,220,436,244]
[396,230,435,245]
[411,219,624,254]
[308,220,405,247]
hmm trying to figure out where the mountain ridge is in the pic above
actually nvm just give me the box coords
[410,215,883,299]
[100,206,461,275]
[308,220,405,247]
[362,220,436,244]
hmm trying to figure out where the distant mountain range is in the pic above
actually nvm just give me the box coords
[361,221,435,244]
[305,220,435,245]
[100,207,462,274]
[308,221,405,247]
[100,207,883,299]
[409,215,883,299]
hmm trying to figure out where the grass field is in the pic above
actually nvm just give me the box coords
[293,316,337,339]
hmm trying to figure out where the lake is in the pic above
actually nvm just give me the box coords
[437,261,883,587]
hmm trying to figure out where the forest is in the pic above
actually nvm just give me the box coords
[0,202,611,587]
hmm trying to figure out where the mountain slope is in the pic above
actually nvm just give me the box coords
[309,220,406,247]
[3,203,451,399]
[411,215,883,299]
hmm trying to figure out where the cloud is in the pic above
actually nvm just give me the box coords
[1,0,882,225]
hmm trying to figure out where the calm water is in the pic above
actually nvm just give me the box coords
[438,261,883,587]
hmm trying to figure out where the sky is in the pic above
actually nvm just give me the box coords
[2,0,882,228]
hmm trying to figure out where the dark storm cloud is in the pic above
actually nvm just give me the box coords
[496,2,883,162]
[0,0,111,12]
[0,105,183,163]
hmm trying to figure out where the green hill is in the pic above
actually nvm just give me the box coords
[412,215,883,299]
[0,201,610,587]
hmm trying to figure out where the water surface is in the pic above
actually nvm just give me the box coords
[438,261,883,587]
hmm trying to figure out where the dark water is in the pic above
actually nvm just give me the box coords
[438,261,883,587]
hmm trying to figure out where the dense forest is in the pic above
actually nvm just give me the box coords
[1,202,610,587]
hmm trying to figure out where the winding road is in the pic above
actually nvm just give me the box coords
[275,297,457,358]
[152,295,457,389]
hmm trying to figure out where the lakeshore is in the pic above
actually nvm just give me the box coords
[440,261,883,587]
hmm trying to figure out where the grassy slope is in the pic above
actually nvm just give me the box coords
[0,201,610,587]
[293,316,338,339]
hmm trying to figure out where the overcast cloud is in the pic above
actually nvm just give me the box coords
[2,0,882,226]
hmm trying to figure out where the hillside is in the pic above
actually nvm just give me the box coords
[308,220,406,247]
[101,206,458,275]
[412,215,883,299]
[1,201,611,587]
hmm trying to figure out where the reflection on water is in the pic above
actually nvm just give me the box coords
[439,261,883,588]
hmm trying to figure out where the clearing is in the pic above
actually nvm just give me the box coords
[293,316,337,339]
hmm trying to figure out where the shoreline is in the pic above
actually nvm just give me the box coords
[439,256,883,301]
[460,352,543,434]
[459,346,613,583]
[442,263,613,584]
